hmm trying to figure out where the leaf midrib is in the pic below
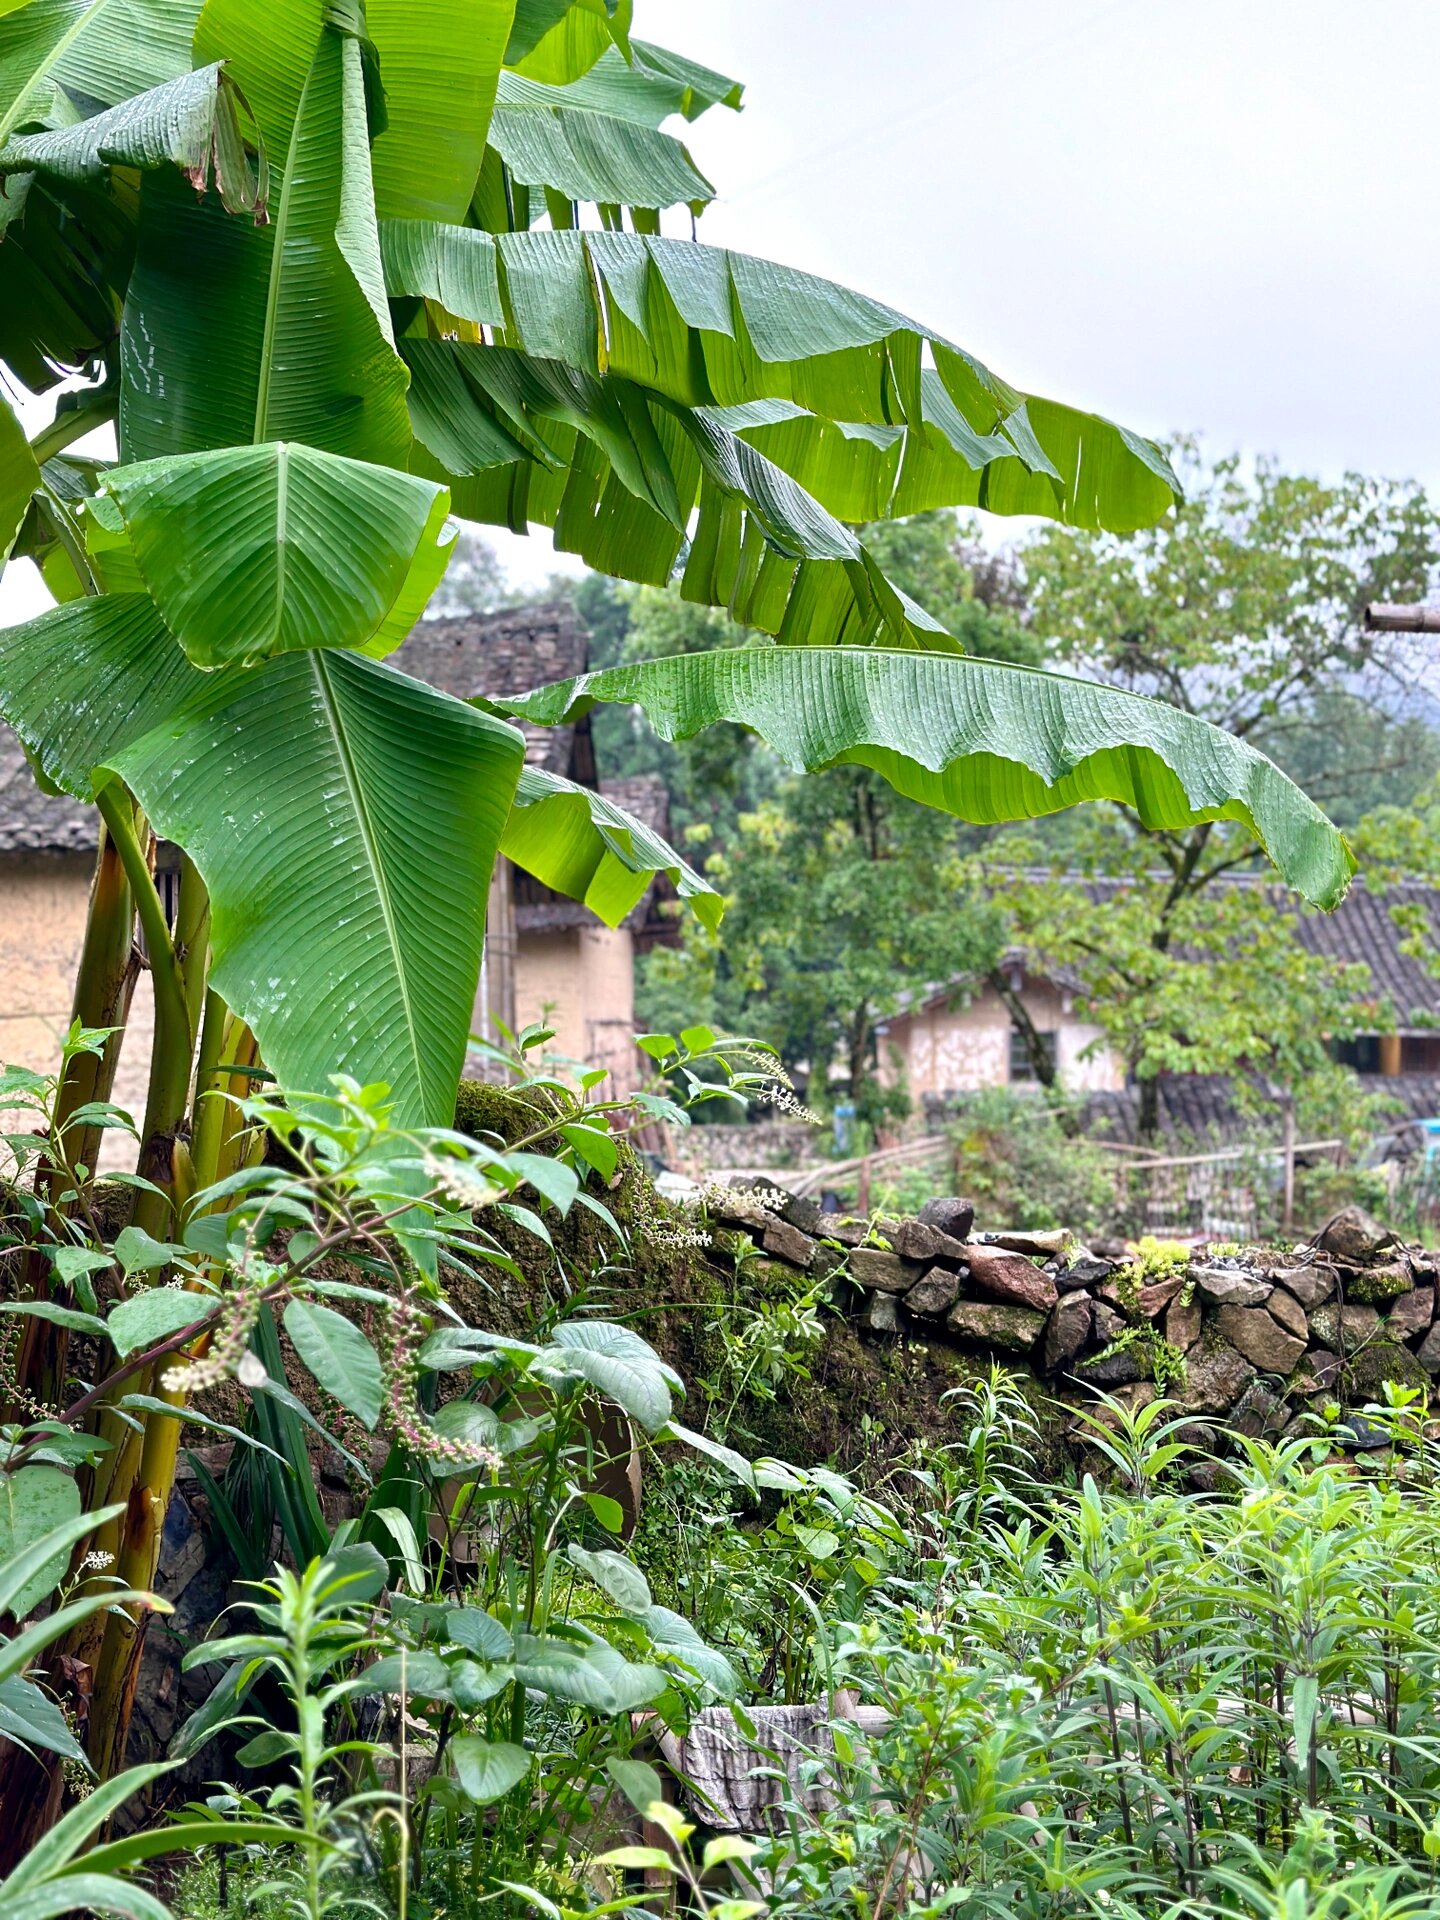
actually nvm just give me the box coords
[309,653,426,1113]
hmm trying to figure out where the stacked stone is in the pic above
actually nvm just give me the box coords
[704,1187,1440,1443]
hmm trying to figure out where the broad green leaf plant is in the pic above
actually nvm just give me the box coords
[0,0,1353,1835]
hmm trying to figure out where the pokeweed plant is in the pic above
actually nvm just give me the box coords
[0,0,1353,1834]
[0,1027,786,1831]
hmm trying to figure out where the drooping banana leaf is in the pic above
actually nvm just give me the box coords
[484,648,1355,911]
[101,442,453,666]
[121,15,410,464]
[0,173,133,391]
[0,391,39,569]
[380,224,1179,533]
[500,41,739,131]
[401,338,955,647]
[108,650,526,1124]
[489,71,713,211]
[509,0,629,85]
[365,0,515,224]
[0,61,264,214]
[502,765,722,931]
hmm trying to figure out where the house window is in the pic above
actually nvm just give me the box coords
[1331,1035,1381,1074]
[1402,1034,1440,1074]
[1009,1025,1057,1083]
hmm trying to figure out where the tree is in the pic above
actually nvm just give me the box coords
[424,523,507,615]
[994,444,1436,1136]
[642,765,1004,1123]
[0,0,1348,1809]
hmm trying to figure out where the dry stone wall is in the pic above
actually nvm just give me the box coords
[702,1183,1439,1450]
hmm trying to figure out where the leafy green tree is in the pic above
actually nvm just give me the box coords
[644,765,1005,1121]
[0,0,1350,1809]
[995,444,1436,1136]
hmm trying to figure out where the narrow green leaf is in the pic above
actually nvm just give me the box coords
[0,389,38,569]
[366,0,513,222]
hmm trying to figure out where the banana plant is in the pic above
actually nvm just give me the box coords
[0,0,1350,1813]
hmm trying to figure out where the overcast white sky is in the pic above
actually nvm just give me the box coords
[6,1,1439,613]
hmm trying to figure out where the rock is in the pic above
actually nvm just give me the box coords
[1229,1380,1287,1438]
[761,1217,816,1268]
[1074,1347,1142,1386]
[1214,1307,1305,1374]
[1339,1413,1393,1451]
[780,1194,823,1236]
[1317,1205,1399,1267]
[1165,1299,1202,1352]
[1345,1339,1429,1398]
[1040,1293,1094,1373]
[1265,1287,1309,1341]
[946,1298,1046,1353]
[1290,1350,1344,1396]
[815,1212,870,1247]
[1271,1264,1337,1309]
[1309,1301,1381,1350]
[976,1228,1072,1258]
[1056,1253,1115,1293]
[964,1245,1058,1313]
[862,1290,900,1334]
[1190,1267,1273,1308]
[903,1267,960,1318]
[1092,1301,1127,1344]
[847,1245,920,1293]
[888,1218,970,1265]
[1417,1321,1440,1374]
[1140,1274,1191,1318]
[1387,1285,1434,1341]
[1178,1343,1257,1415]
[1343,1260,1413,1306]
[917,1196,976,1242]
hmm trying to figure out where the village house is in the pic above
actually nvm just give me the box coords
[875,875,1440,1138]
[0,603,673,1141]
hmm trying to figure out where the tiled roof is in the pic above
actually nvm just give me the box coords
[0,730,95,855]
[891,874,1440,1033]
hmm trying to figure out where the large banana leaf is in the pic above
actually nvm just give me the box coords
[0,594,205,795]
[366,0,514,223]
[509,0,628,85]
[102,442,452,666]
[0,391,39,569]
[489,71,712,210]
[0,61,264,213]
[109,650,526,1123]
[381,225,1178,533]
[401,338,954,647]
[0,0,197,149]
[485,649,1354,911]
[121,15,410,465]
[502,765,722,930]
[627,40,742,118]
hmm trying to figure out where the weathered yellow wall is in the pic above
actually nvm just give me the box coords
[499,924,640,1094]
[878,979,1122,1098]
[0,855,154,1167]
